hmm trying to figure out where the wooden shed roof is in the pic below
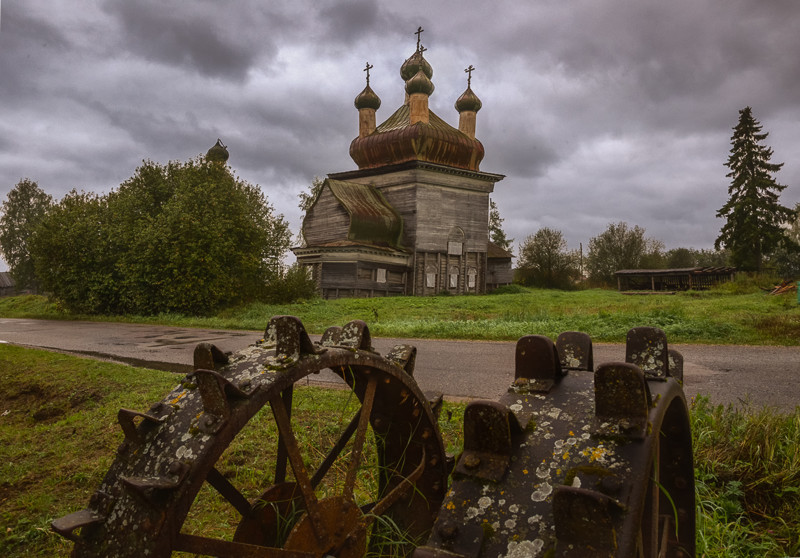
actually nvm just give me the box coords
[615,267,736,276]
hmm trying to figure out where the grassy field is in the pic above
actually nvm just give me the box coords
[1,279,799,346]
[2,346,798,557]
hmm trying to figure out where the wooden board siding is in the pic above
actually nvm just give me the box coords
[303,188,350,246]
[414,250,486,295]
[413,186,489,252]
[320,261,407,299]
[487,257,513,290]
[378,184,418,249]
[332,163,500,194]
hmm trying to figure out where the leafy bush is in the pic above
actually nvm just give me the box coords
[263,264,319,304]
[30,158,291,315]
[711,272,781,295]
[489,284,528,295]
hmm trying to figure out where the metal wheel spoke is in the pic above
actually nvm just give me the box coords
[206,467,252,518]
[342,376,377,501]
[657,515,671,558]
[310,408,361,489]
[364,447,426,526]
[175,532,315,558]
[270,392,329,545]
[274,386,293,484]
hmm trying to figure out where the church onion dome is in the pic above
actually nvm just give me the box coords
[349,104,485,171]
[354,84,381,110]
[206,139,229,163]
[400,50,433,81]
[405,68,435,96]
[455,86,482,113]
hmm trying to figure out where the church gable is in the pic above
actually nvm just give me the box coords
[302,179,403,249]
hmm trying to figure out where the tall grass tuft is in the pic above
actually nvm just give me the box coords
[692,397,800,556]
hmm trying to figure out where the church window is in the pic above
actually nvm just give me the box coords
[447,227,465,255]
[467,267,477,288]
[376,268,387,283]
[449,266,459,288]
[426,265,437,289]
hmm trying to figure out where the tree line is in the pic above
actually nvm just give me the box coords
[514,106,799,288]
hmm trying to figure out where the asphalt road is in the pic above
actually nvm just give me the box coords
[1,318,798,411]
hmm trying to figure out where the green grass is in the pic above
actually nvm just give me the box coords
[692,396,800,557]
[2,346,799,556]
[2,283,799,345]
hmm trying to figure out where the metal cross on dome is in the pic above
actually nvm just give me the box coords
[415,26,424,51]
[465,64,475,88]
[364,61,373,85]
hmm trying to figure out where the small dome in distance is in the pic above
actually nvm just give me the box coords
[206,139,229,163]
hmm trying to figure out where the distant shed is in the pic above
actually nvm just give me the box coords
[0,272,15,297]
[615,267,737,292]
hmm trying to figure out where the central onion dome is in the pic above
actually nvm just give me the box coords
[349,48,484,172]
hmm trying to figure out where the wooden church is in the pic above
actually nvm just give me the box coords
[294,35,512,299]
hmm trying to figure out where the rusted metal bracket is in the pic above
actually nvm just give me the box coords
[51,509,105,543]
[192,368,251,422]
[193,342,230,370]
[117,408,164,445]
[386,343,417,376]
[318,319,374,351]
[594,362,652,440]
[553,485,625,555]
[556,331,594,371]
[121,461,189,508]
[626,326,669,378]
[455,400,522,481]
[668,348,684,382]
[513,334,565,393]
[264,315,324,365]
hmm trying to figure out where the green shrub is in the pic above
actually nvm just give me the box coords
[489,284,528,295]
[263,264,319,304]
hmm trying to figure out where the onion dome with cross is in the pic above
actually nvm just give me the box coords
[349,27,485,172]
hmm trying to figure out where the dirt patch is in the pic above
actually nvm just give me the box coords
[0,380,104,423]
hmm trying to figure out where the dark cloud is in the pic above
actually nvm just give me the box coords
[103,1,275,80]
[2,0,799,271]
[0,5,70,97]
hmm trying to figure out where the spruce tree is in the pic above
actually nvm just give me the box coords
[488,199,513,251]
[715,106,792,271]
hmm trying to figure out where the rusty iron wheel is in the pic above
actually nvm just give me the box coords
[414,327,695,558]
[53,316,448,557]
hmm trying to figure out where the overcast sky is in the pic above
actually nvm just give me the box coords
[2,0,799,270]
